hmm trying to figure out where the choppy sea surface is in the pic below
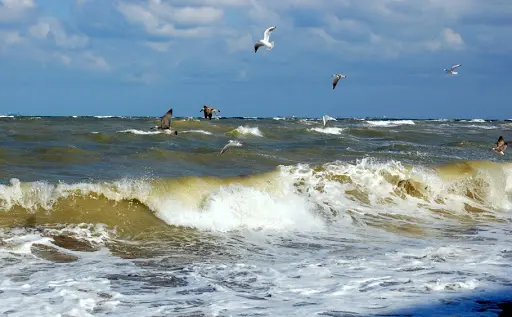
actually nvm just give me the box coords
[1,115,512,316]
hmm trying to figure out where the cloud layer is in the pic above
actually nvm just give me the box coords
[0,0,511,116]
[2,0,511,73]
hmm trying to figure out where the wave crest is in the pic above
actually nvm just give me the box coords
[227,126,263,137]
[366,120,415,127]
[1,159,511,234]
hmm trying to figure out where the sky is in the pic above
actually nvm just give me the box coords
[0,0,511,119]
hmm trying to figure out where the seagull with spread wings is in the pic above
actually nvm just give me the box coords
[254,26,276,53]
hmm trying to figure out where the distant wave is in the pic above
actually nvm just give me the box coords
[179,117,200,122]
[227,125,263,137]
[95,116,123,119]
[117,129,172,135]
[0,115,14,118]
[366,120,415,127]
[309,127,345,135]
[181,130,212,135]
[460,119,486,123]
[462,125,497,130]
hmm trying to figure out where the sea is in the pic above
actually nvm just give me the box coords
[1,115,511,317]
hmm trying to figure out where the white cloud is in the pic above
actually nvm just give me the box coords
[2,0,34,10]
[442,27,465,49]
[143,41,172,52]
[0,30,24,46]
[29,17,89,50]
[118,1,225,38]
[0,0,34,22]
[53,52,71,65]
[83,52,110,70]
[226,33,253,53]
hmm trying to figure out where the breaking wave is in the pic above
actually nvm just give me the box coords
[117,129,174,135]
[181,130,213,135]
[227,126,264,137]
[366,120,415,127]
[309,127,345,135]
[1,159,511,236]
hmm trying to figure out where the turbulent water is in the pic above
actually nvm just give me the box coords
[1,115,512,316]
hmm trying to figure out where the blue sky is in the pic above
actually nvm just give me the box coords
[0,0,511,118]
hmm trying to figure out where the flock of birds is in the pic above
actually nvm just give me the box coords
[156,25,507,156]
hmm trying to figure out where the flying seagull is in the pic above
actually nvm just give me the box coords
[322,115,336,127]
[254,26,276,53]
[200,105,220,120]
[492,136,508,155]
[332,73,346,89]
[220,140,243,154]
[444,64,462,75]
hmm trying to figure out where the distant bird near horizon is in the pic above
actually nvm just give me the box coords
[322,115,336,127]
[444,64,462,75]
[332,73,346,89]
[200,105,220,120]
[254,26,276,53]
[220,140,243,154]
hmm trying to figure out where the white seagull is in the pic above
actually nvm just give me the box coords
[254,26,276,53]
[444,64,462,75]
[220,140,244,155]
[332,73,346,89]
[322,115,336,127]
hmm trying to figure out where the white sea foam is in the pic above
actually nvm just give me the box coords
[463,125,498,130]
[309,127,345,135]
[366,120,415,127]
[181,130,212,135]
[117,129,172,135]
[180,117,200,122]
[229,125,263,137]
[1,159,512,316]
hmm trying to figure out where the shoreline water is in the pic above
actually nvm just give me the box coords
[1,117,511,316]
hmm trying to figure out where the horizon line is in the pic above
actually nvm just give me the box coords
[0,115,509,121]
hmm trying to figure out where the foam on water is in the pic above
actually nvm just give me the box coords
[366,120,416,127]
[117,129,172,135]
[228,125,264,137]
[181,129,213,135]
[1,157,512,315]
[309,127,344,135]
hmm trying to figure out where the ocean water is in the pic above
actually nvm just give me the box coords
[1,115,511,316]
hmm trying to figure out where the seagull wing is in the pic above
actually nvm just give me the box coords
[254,42,264,53]
[322,115,328,127]
[220,143,231,154]
[451,64,462,70]
[332,76,340,89]
[497,136,505,148]
[263,26,276,42]
[220,140,242,154]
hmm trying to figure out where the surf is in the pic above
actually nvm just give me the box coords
[2,159,511,237]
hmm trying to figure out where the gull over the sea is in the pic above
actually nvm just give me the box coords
[254,26,276,53]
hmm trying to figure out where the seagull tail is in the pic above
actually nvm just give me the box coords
[270,41,275,48]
